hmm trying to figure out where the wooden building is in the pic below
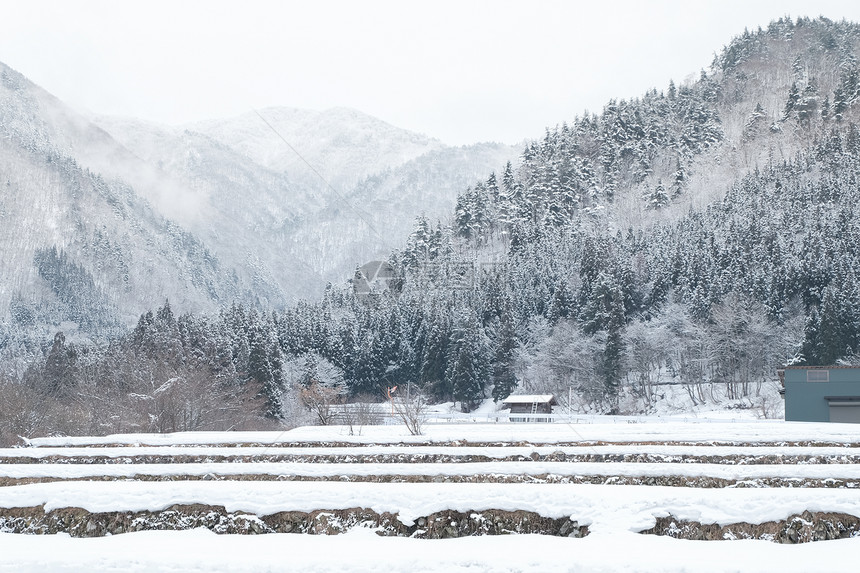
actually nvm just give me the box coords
[502,394,557,422]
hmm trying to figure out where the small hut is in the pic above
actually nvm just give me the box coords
[502,394,557,422]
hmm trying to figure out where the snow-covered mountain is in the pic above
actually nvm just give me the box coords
[0,61,517,338]
[93,110,519,299]
[188,106,447,190]
[9,15,860,430]
[0,62,244,335]
[290,141,520,283]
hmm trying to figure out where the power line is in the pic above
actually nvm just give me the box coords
[250,108,399,452]
[251,109,394,252]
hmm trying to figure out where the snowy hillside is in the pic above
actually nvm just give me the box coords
[90,115,327,306]
[6,17,860,439]
[0,58,516,343]
[287,141,520,284]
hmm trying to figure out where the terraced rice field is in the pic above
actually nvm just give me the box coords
[2,420,860,572]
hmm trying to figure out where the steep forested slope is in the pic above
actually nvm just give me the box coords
[0,63,240,342]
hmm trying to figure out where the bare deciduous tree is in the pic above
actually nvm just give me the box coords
[516,318,604,412]
[341,397,383,436]
[393,392,427,436]
[300,381,346,425]
[0,374,49,446]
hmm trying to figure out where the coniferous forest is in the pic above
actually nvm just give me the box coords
[4,17,860,441]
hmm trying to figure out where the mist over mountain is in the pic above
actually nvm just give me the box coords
[189,106,447,189]
[0,62,241,335]
[0,61,517,347]
[93,109,518,302]
[285,140,522,285]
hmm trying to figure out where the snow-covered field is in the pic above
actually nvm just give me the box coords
[2,419,860,572]
[5,526,859,573]
[22,418,860,446]
[4,460,860,481]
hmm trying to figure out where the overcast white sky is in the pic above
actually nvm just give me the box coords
[3,0,860,145]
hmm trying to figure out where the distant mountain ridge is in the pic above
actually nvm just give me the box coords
[0,61,517,342]
[0,62,242,333]
[93,107,517,302]
[188,106,447,188]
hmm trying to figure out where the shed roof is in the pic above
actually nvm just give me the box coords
[783,365,860,369]
[502,394,557,405]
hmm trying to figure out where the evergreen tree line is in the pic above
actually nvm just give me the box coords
[452,79,722,241]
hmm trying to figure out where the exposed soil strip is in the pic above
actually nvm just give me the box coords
[641,511,860,543]
[0,505,588,539]
[5,452,860,465]
[22,440,860,449]
[2,474,856,488]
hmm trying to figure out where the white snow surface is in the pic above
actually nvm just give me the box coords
[5,421,860,572]
[3,481,860,532]
[4,444,859,460]
[2,528,858,573]
[3,461,860,481]
[24,419,860,447]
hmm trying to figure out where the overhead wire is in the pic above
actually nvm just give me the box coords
[251,107,401,452]
[251,108,394,252]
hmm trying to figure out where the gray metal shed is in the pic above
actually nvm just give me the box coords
[781,366,860,423]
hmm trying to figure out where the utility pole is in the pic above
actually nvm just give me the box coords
[569,386,573,422]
